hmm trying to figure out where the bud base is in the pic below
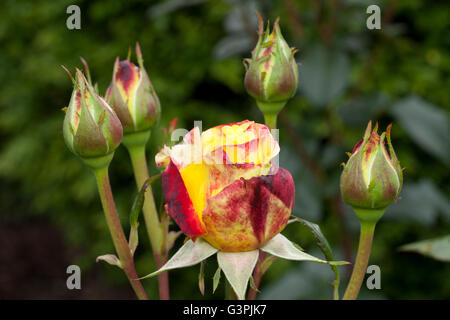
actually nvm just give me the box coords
[256,101,286,115]
[353,207,386,225]
[81,153,115,170]
[122,130,151,149]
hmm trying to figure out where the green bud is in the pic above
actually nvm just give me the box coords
[244,14,299,115]
[106,42,161,135]
[340,121,403,211]
[63,69,123,160]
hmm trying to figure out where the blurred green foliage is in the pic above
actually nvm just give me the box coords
[0,0,449,299]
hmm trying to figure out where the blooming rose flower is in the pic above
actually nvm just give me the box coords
[155,120,295,252]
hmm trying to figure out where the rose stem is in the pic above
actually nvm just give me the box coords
[342,221,376,300]
[247,250,266,300]
[126,141,169,300]
[264,113,278,131]
[94,166,148,300]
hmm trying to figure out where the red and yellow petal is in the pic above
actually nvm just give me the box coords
[177,161,269,224]
[257,167,295,210]
[207,163,270,198]
[115,60,140,98]
[161,160,206,237]
[114,60,141,125]
[202,120,279,165]
[201,167,294,252]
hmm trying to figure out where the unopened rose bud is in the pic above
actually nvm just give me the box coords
[340,121,403,213]
[244,14,298,122]
[63,69,123,162]
[106,43,161,135]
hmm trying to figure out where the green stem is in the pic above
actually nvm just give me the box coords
[126,143,164,253]
[93,166,148,300]
[263,113,278,131]
[343,207,385,300]
[123,131,169,300]
[256,100,286,130]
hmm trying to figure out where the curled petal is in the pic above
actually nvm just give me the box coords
[202,121,279,165]
[161,161,206,237]
[155,145,171,168]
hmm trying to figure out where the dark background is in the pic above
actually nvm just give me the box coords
[0,0,449,299]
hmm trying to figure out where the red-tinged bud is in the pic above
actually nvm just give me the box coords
[340,121,403,216]
[244,14,298,120]
[63,69,123,165]
[106,42,161,135]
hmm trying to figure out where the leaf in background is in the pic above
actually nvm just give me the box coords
[294,182,323,221]
[390,96,449,165]
[212,0,258,59]
[147,0,207,19]
[260,261,386,300]
[223,0,258,34]
[298,44,350,107]
[386,180,450,226]
[213,35,253,60]
[338,93,390,126]
[280,146,324,221]
[257,261,332,300]
[399,235,450,262]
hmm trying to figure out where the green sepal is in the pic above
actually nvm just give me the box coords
[212,267,221,294]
